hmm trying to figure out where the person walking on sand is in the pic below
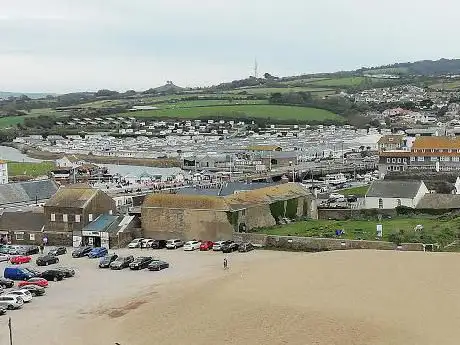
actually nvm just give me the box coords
[223,257,228,270]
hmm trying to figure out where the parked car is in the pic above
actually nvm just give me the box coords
[199,241,214,251]
[0,253,9,262]
[346,195,358,203]
[0,278,14,289]
[110,256,134,270]
[4,267,35,281]
[151,240,167,249]
[212,241,226,251]
[8,289,32,303]
[0,246,10,254]
[36,255,59,266]
[21,285,45,296]
[129,256,153,270]
[141,239,154,248]
[88,247,108,259]
[99,254,118,268]
[0,305,6,315]
[221,241,239,253]
[0,295,23,310]
[18,277,49,288]
[72,246,93,258]
[166,239,184,250]
[55,266,75,278]
[238,242,254,252]
[10,255,32,265]
[184,241,201,251]
[47,247,67,256]
[22,267,41,277]
[40,270,65,282]
[148,260,169,271]
[7,246,22,255]
[128,238,144,249]
[18,246,40,255]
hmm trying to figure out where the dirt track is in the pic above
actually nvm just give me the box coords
[3,249,460,345]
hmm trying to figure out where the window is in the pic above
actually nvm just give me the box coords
[417,156,425,162]
[387,166,391,171]
[457,149,460,153]
[392,158,396,163]
[397,158,401,163]
[431,149,435,152]
[431,157,438,162]
[453,157,460,162]
[439,149,443,153]
[397,199,402,207]
[241,209,246,216]
[109,210,113,215]
[88,214,93,222]
[29,233,35,241]
[448,149,452,153]
[440,156,450,162]
[63,214,68,223]
[403,158,407,163]
[387,158,391,163]
[75,215,81,223]
[410,156,415,162]
[15,233,24,241]
[50,213,56,222]
[378,199,383,209]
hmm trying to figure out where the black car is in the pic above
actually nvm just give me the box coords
[23,267,41,277]
[18,245,40,255]
[55,266,75,277]
[222,241,239,253]
[238,242,254,253]
[22,285,45,296]
[129,256,153,270]
[110,256,134,270]
[40,270,65,281]
[72,246,92,258]
[99,254,119,268]
[148,260,169,271]
[36,254,60,266]
[0,277,14,289]
[0,306,6,315]
[48,247,67,256]
[151,240,167,249]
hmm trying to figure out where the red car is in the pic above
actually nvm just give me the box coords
[200,241,214,251]
[10,255,32,264]
[18,277,49,288]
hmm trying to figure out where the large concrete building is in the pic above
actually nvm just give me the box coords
[141,183,317,241]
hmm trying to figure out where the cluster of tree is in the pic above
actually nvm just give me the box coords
[22,115,56,129]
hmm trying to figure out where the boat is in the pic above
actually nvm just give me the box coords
[324,173,347,186]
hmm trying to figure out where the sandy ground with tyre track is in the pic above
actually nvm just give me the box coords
[2,249,460,345]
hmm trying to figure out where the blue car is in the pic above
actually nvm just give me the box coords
[87,247,108,258]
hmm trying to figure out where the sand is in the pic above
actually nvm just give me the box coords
[3,249,460,345]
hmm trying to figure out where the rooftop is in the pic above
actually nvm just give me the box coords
[45,185,99,208]
[412,136,460,149]
[366,180,424,199]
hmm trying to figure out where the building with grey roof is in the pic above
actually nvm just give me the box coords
[0,179,58,207]
[363,180,428,209]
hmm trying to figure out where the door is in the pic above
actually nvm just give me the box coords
[73,236,82,248]
[101,232,109,249]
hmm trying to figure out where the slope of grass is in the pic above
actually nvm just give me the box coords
[7,161,55,177]
[161,99,268,108]
[121,104,342,121]
[338,185,369,196]
[231,87,334,95]
[309,77,366,87]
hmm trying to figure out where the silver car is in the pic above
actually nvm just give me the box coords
[0,295,24,310]
[0,253,9,262]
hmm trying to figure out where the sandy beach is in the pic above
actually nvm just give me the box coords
[2,249,460,345]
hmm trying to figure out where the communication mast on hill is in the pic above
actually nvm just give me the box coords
[254,58,259,78]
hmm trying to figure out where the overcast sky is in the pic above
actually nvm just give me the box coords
[1,0,459,93]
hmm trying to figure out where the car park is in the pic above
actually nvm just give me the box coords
[184,241,201,251]
[141,239,154,248]
[148,260,169,271]
[0,277,14,289]
[99,254,118,268]
[222,241,239,253]
[199,241,214,251]
[110,255,134,270]
[166,239,184,249]
[18,277,49,288]
[55,266,75,277]
[40,270,65,282]
[212,241,225,251]
[36,254,60,266]
[88,247,108,258]
[129,256,153,270]
[8,289,33,303]
[21,285,46,296]
[238,242,254,252]
[72,246,93,258]
[10,255,32,265]
[128,238,144,249]
[0,295,23,310]
[4,267,35,281]
[47,247,67,256]
[151,240,167,249]
[0,253,9,262]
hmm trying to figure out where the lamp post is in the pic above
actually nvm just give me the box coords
[8,317,13,345]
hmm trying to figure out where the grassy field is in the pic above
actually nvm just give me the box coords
[255,216,460,244]
[0,109,59,128]
[121,104,342,121]
[338,185,369,196]
[231,87,334,95]
[8,161,55,177]
[309,77,367,87]
[160,99,268,108]
[428,80,460,90]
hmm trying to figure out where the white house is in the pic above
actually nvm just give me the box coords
[363,180,429,209]
[0,161,8,184]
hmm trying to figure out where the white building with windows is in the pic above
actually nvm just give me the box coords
[363,180,429,209]
[0,160,8,184]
